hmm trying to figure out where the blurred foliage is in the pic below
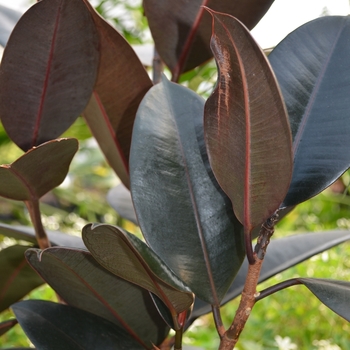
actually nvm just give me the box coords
[1,1,350,349]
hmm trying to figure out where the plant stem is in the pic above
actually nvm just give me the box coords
[25,199,50,250]
[256,278,302,301]
[219,212,279,349]
[174,328,183,350]
[218,258,263,349]
[212,304,225,337]
[152,47,164,84]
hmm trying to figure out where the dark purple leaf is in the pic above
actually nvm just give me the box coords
[204,10,292,232]
[0,0,99,151]
[82,1,153,188]
[143,0,275,79]
[25,247,169,348]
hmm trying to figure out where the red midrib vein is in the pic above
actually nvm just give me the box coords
[219,17,251,231]
[32,2,62,147]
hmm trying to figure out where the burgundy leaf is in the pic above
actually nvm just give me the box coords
[204,10,292,233]
[0,0,99,151]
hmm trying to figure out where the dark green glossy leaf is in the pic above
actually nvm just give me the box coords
[0,245,44,313]
[107,184,138,225]
[0,319,18,336]
[268,16,350,207]
[0,138,78,201]
[12,300,144,350]
[82,0,152,188]
[204,10,292,232]
[0,0,99,151]
[130,76,245,305]
[189,230,350,323]
[83,224,193,322]
[0,223,85,249]
[143,0,274,78]
[25,247,168,348]
[298,278,350,322]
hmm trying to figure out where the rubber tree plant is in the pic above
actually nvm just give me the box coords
[0,0,350,349]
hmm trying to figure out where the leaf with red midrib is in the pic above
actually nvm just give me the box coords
[204,10,293,234]
[0,0,99,151]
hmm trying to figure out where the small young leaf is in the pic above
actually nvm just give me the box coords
[269,16,350,207]
[82,224,194,322]
[204,10,292,232]
[25,247,169,348]
[12,300,144,350]
[0,138,78,201]
[0,245,44,313]
[0,0,99,151]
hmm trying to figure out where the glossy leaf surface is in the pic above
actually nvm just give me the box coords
[0,139,78,201]
[0,319,18,336]
[0,223,85,249]
[25,247,169,348]
[13,300,144,350]
[0,245,44,313]
[0,0,99,151]
[83,224,193,318]
[269,16,350,207]
[190,230,350,323]
[82,1,153,188]
[299,278,350,322]
[143,0,274,77]
[107,184,138,225]
[204,10,292,231]
[130,76,245,304]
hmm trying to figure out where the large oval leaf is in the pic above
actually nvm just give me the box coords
[82,1,153,188]
[12,300,144,350]
[0,0,99,151]
[25,247,169,348]
[269,16,350,207]
[0,138,78,201]
[204,10,292,232]
[189,230,350,324]
[298,278,350,322]
[143,0,274,79]
[0,245,44,313]
[83,223,193,320]
[130,76,245,305]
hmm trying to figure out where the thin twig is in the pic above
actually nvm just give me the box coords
[212,304,225,337]
[255,278,302,302]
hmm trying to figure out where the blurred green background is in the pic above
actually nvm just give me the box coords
[1,1,350,349]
